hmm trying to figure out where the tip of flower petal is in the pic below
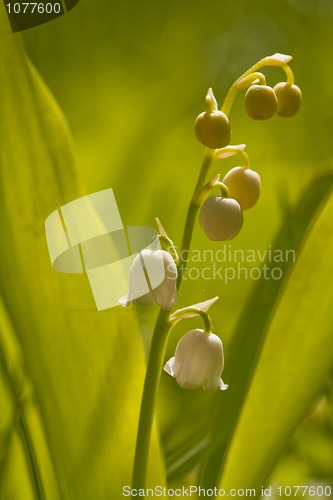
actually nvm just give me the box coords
[163,357,175,376]
[220,380,228,391]
[118,295,130,307]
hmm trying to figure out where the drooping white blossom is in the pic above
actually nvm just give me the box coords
[164,329,228,392]
[119,249,177,310]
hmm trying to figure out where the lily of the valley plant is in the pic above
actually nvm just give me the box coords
[118,53,302,493]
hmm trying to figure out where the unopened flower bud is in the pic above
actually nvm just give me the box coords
[222,166,260,210]
[119,249,177,310]
[273,82,302,117]
[199,196,243,241]
[164,329,228,391]
[245,84,277,120]
[195,110,231,149]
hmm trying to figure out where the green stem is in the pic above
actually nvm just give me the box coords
[221,85,239,116]
[239,149,250,168]
[131,308,171,494]
[177,148,214,287]
[131,148,215,496]
[216,182,229,198]
[170,307,212,333]
[284,64,294,85]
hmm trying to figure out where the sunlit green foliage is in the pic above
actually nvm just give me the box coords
[1,1,333,498]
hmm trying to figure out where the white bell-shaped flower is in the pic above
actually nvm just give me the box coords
[164,329,228,391]
[119,249,177,310]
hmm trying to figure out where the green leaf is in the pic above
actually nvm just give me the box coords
[219,178,333,491]
[0,5,165,499]
[199,173,333,490]
[0,298,58,500]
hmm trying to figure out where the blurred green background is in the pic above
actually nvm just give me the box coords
[22,0,333,333]
[1,0,333,497]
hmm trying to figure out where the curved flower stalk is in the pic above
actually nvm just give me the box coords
[164,329,228,392]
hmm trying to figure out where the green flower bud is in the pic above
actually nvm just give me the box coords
[273,82,302,117]
[222,167,260,210]
[245,84,277,120]
[199,196,243,241]
[195,110,231,149]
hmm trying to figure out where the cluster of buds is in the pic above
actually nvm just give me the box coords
[245,82,302,120]
[195,53,301,241]
[198,143,261,241]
